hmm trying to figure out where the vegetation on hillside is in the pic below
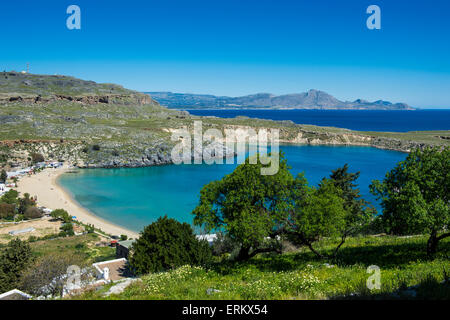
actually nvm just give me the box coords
[0,233,116,295]
[130,216,212,274]
[73,235,450,300]
[371,147,450,257]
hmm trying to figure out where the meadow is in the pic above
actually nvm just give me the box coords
[73,235,449,300]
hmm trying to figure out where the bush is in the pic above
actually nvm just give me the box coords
[30,153,45,163]
[20,252,86,297]
[0,189,19,205]
[129,216,212,274]
[0,203,16,219]
[24,206,42,220]
[61,223,75,236]
[51,209,72,223]
[0,239,33,293]
[92,144,100,151]
[0,169,7,183]
[120,234,128,241]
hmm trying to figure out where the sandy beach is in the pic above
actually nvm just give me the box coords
[16,167,139,239]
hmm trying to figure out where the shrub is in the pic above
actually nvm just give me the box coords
[30,152,45,163]
[0,203,15,219]
[0,239,33,293]
[24,206,43,220]
[0,169,7,183]
[50,209,72,223]
[92,144,100,151]
[61,223,75,236]
[129,216,212,274]
[0,189,19,205]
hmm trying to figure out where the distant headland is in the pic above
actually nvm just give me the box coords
[146,89,415,110]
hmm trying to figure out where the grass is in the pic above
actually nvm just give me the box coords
[30,233,116,264]
[71,234,450,300]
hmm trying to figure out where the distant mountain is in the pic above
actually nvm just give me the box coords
[145,89,415,110]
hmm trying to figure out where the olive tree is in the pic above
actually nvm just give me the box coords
[192,153,294,261]
[286,177,348,259]
[370,147,450,257]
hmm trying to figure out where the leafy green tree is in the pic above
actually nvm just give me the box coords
[286,178,347,259]
[327,164,376,237]
[0,189,19,205]
[0,239,33,293]
[192,153,294,261]
[370,147,450,257]
[0,169,7,183]
[129,216,212,274]
[50,209,72,223]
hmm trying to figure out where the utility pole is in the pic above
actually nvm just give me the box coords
[26,62,29,73]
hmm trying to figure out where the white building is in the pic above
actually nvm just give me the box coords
[7,167,33,179]
[0,183,9,196]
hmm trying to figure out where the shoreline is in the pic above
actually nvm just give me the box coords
[16,167,139,239]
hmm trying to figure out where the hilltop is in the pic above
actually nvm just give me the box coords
[0,71,153,105]
[147,89,415,110]
[0,73,447,171]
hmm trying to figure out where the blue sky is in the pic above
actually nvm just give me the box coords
[1,0,449,108]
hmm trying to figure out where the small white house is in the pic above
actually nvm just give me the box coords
[0,289,32,300]
[92,258,128,282]
[7,167,32,178]
[50,162,63,168]
[34,162,47,169]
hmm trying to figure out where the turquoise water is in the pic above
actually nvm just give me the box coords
[58,145,406,233]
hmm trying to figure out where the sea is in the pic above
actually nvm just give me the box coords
[185,109,450,132]
[58,109,449,233]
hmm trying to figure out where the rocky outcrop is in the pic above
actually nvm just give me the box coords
[0,93,154,106]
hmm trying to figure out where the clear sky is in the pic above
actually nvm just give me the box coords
[1,0,449,108]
